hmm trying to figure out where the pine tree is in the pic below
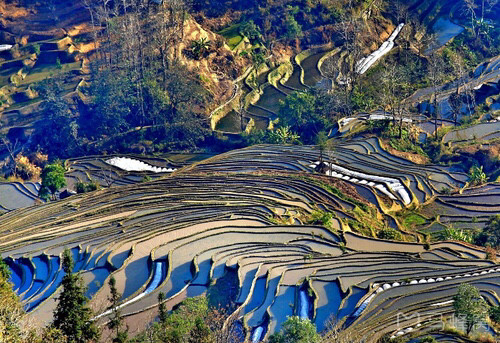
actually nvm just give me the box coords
[108,275,128,343]
[53,249,100,343]
[158,292,167,324]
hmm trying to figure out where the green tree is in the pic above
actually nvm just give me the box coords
[316,132,328,164]
[39,163,67,200]
[158,296,209,343]
[32,78,79,158]
[53,249,100,343]
[240,20,261,43]
[108,276,128,343]
[284,6,302,39]
[489,305,500,323]
[475,214,500,248]
[278,92,329,144]
[453,284,489,335]
[158,292,167,324]
[269,316,320,343]
[0,257,24,343]
[84,70,131,139]
[32,43,41,55]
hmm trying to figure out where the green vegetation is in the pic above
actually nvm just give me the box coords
[1,0,500,342]
[269,126,301,144]
[191,38,211,60]
[453,284,489,335]
[239,20,262,44]
[0,257,23,342]
[218,24,244,50]
[468,165,488,186]
[439,227,474,243]
[489,305,500,324]
[75,180,100,193]
[277,91,335,144]
[377,227,402,241]
[31,78,79,159]
[475,214,500,248]
[400,212,427,230]
[32,43,41,55]
[39,162,67,200]
[107,276,128,343]
[417,336,438,343]
[307,210,335,230]
[53,249,100,343]
[132,296,233,343]
[269,317,320,343]
[366,120,427,157]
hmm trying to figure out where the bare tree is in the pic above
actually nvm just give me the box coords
[428,52,444,139]
[463,0,478,36]
[448,51,468,126]
[1,137,20,177]
[97,161,116,188]
[321,315,361,343]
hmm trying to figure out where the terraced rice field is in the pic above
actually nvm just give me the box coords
[420,183,500,234]
[0,154,206,213]
[409,54,500,121]
[442,122,500,145]
[1,143,497,341]
[0,181,40,211]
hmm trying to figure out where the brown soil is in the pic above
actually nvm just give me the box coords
[380,138,430,164]
[452,141,500,174]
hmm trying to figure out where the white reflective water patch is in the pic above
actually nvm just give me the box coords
[106,157,176,173]
[430,300,454,307]
[356,23,405,74]
[311,161,411,205]
[299,290,310,319]
[252,326,264,343]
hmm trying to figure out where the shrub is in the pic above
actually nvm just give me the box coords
[32,43,41,55]
[475,215,500,248]
[489,305,500,323]
[485,246,497,262]
[15,154,42,180]
[440,227,474,243]
[468,165,487,186]
[377,228,401,240]
[76,180,100,193]
[308,210,334,229]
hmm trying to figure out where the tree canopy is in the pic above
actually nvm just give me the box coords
[475,214,500,248]
[277,91,331,144]
[269,316,320,343]
[39,163,67,200]
[53,248,100,343]
[453,283,489,335]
